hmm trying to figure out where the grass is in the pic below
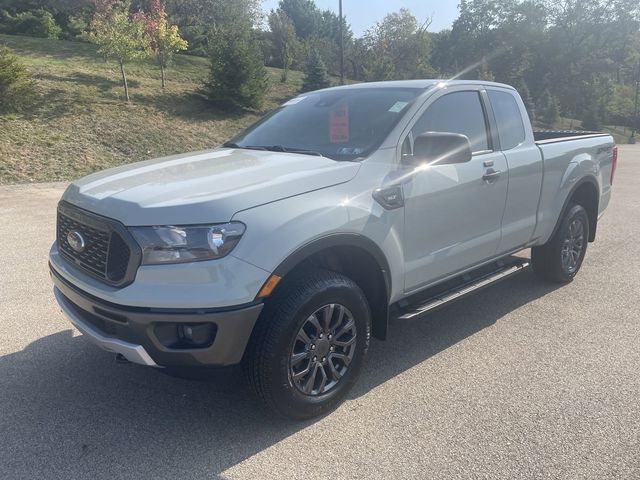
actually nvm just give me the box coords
[0,34,308,184]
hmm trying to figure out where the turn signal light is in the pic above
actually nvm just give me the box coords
[257,274,281,298]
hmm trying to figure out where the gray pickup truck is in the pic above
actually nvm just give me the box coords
[50,80,616,419]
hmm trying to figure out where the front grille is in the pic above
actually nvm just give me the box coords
[56,202,140,286]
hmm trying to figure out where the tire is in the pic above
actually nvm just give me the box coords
[531,203,589,283]
[244,269,371,420]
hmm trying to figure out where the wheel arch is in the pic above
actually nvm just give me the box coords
[552,176,600,243]
[272,233,391,340]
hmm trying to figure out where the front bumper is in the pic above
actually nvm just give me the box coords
[51,266,263,367]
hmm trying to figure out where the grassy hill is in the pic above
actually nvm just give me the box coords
[2,35,630,184]
[0,34,305,184]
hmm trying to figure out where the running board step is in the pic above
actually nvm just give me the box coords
[395,259,530,321]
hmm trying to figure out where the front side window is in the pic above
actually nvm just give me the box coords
[226,88,422,161]
[488,90,526,150]
[411,91,490,153]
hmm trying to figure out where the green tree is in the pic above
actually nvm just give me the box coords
[362,53,395,82]
[582,103,602,131]
[0,45,36,113]
[300,48,331,92]
[85,0,149,102]
[278,0,320,39]
[268,9,298,82]
[513,79,535,123]
[276,0,353,76]
[136,0,188,88]
[361,8,435,80]
[203,27,268,110]
[164,0,261,55]
[537,88,560,127]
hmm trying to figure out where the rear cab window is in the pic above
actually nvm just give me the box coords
[487,90,526,150]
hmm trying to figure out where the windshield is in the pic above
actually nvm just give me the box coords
[225,87,422,161]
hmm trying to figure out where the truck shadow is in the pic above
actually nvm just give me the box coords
[0,267,560,479]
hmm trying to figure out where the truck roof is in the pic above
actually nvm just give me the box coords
[323,79,517,91]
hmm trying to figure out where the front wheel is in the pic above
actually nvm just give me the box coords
[244,269,371,420]
[531,203,589,283]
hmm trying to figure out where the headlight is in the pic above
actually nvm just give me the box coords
[129,223,246,265]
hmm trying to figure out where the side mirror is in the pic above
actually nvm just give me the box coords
[409,132,473,166]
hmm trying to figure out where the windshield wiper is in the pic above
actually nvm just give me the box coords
[224,143,325,157]
[254,145,324,157]
[222,142,268,151]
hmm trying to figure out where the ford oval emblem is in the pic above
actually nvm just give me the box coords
[67,230,86,253]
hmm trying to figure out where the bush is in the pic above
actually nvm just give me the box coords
[1,9,62,39]
[581,104,602,131]
[62,15,89,40]
[300,49,331,93]
[0,45,36,113]
[203,28,269,110]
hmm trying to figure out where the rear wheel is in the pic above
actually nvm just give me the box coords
[531,203,589,283]
[244,269,371,420]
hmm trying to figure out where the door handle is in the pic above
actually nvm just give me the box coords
[483,160,494,168]
[482,169,501,182]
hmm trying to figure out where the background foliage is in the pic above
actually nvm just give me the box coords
[1,0,639,126]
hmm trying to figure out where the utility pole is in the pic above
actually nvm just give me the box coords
[339,0,345,85]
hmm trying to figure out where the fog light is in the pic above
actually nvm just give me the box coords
[178,323,216,348]
[154,322,217,349]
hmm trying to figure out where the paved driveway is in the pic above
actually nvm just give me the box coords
[1,147,639,479]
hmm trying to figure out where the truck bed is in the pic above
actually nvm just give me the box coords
[533,130,608,143]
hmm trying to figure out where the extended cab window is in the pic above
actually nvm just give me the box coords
[488,90,526,150]
[411,91,489,153]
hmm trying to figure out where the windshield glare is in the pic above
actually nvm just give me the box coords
[226,88,421,160]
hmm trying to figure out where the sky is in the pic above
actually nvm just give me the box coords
[261,0,461,37]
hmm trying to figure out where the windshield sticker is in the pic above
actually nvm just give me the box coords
[388,101,409,113]
[337,147,364,155]
[282,96,307,106]
[329,103,349,144]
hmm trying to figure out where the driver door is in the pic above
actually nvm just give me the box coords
[402,89,508,292]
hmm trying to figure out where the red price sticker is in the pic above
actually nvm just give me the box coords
[329,104,349,144]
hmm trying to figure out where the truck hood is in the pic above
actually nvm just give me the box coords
[62,148,360,225]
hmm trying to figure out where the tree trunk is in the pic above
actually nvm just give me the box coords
[160,53,165,89]
[119,61,130,103]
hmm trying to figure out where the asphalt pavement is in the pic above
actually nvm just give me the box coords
[0,146,639,479]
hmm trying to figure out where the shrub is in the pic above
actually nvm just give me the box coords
[0,45,36,113]
[63,15,89,40]
[8,9,62,39]
[300,49,331,93]
[203,28,268,110]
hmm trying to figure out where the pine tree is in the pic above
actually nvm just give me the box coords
[300,49,331,93]
[0,45,36,113]
[581,103,602,131]
[537,89,560,127]
[204,28,269,110]
[513,79,535,124]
